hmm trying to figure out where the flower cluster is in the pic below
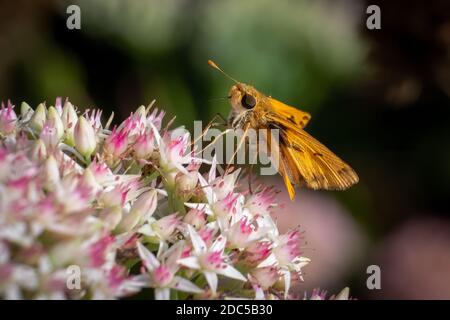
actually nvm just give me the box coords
[0,98,348,300]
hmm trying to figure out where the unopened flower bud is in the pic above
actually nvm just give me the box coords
[61,101,78,146]
[134,132,154,159]
[117,189,157,232]
[20,101,32,118]
[47,106,64,141]
[29,103,47,133]
[176,171,198,193]
[104,129,128,159]
[74,116,97,158]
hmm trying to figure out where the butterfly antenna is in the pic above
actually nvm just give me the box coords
[208,96,229,102]
[208,60,239,84]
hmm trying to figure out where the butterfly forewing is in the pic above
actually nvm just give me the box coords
[261,97,311,129]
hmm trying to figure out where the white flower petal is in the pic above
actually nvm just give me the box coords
[137,224,154,236]
[217,265,247,282]
[174,163,189,175]
[156,188,168,197]
[157,241,168,259]
[129,274,153,287]
[204,271,218,293]
[197,173,215,203]
[177,256,201,269]
[155,287,170,300]
[148,121,162,147]
[254,285,265,300]
[184,202,213,216]
[187,224,207,254]
[172,276,203,294]
[257,253,277,268]
[210,235,227,253]
[283,270,291,299]
[137,242,160,270]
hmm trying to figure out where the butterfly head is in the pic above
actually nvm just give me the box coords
[228,83,260,113]
[208,60,261,114]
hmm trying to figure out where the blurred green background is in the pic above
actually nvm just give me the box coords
[1,0,450,299]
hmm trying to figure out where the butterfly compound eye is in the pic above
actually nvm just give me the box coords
[241,93,256,109]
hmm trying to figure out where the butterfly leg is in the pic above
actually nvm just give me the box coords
[191,113,228,148]
[225,124,250,173]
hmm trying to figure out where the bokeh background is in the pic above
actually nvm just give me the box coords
[1,0,449,299]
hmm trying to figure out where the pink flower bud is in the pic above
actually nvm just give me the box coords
[183,209,206,229]
[0,101,17,135]
[104,128,128,158]
[159,132,191,174]
[133,132,154,159]
[147,108,165,130]
[74,116,97,158]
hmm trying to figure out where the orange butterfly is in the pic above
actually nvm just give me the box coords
[208,60,359,200]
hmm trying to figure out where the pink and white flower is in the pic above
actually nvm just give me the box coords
[177,225,246,293]
[0,99,327,300]
[135,242,202,299]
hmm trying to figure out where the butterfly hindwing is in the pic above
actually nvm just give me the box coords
[281,126,358,192]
